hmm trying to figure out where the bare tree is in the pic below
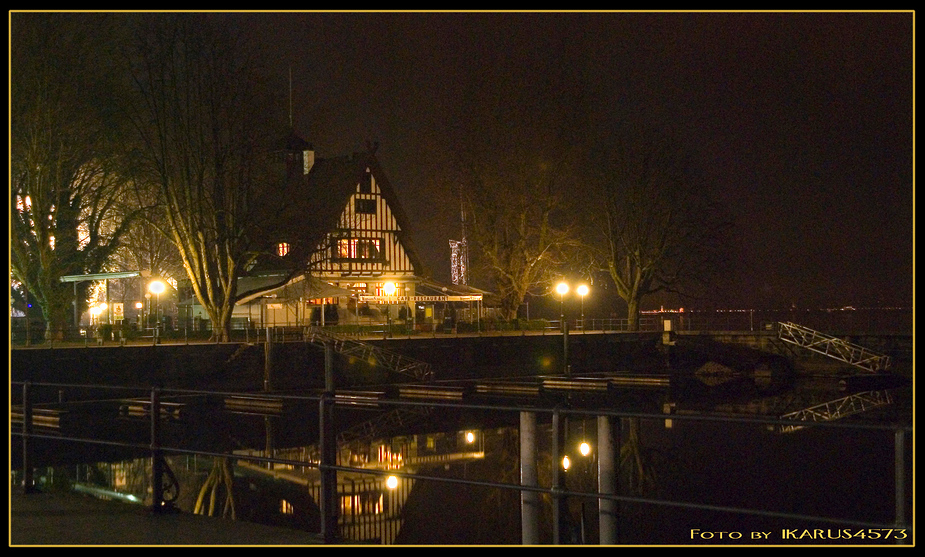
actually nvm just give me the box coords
[590,132,733,330]
[465,167,578,321]
[447,32,588,321]
[126,14,307,341]
[10,13,140,339]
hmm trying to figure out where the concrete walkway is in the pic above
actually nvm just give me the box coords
[10,489,333,546]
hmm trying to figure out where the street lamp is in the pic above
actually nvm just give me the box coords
[148,280,165,338]
[382,282,396,337]
[556,282,572,376]
[556,282,569,330]
[577,284,589,332]
[382,281,396,296]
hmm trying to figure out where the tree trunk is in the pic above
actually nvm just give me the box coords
[626,296,640,332]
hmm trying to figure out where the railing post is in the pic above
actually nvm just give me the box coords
[22,381,36,494]
[319,340,339,543]
[519,411,539,545]
[150,387,165,512]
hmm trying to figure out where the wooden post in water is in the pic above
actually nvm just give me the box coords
[150,387,164,512]
[319,341,339,543]
[551,408,565,544]
[597,415,617,544]
[264,327,273,392]
[520,411,539,544]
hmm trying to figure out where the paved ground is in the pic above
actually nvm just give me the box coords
[10,489,332,546]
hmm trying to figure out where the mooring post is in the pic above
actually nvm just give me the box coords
[597,415,617,544]
[264,326,273,392]
[22,381,36,494]
[519,411,539,545]
[551,408,564,544]
[319,340,339,543]
[150,387,165,512]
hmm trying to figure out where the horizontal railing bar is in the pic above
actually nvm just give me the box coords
[12,380,911,433]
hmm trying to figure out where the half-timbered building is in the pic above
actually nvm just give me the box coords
[180,131,489,331]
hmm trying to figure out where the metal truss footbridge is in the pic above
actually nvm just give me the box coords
[777,322,892,373]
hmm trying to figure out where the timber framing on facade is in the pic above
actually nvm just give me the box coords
[179,131,487,331]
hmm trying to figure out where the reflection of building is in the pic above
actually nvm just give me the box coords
[182,132,491,331]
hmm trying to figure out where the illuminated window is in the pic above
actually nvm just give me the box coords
[277,242,290,256]
[336,238,381,261]
[280,499,294,515]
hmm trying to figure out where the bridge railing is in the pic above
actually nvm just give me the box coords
[12,379,912,545]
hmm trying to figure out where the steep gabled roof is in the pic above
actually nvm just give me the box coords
[247,145,427,278]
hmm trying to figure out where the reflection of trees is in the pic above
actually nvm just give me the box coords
[620,417,657,495]
[194,457,236,519]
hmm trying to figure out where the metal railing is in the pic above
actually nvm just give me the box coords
[12,378,912,545]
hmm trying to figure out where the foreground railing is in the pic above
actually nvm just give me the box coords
[12,379,912,545]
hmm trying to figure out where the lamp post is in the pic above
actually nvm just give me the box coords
[148,280,165,341]
[556,282,570,376]
[556,282,569,331]
[577,284,589,332]
[383,281,396,337]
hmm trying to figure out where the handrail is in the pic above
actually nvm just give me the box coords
[12,380,912,545]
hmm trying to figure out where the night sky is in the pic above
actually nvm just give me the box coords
[233,11,912,312]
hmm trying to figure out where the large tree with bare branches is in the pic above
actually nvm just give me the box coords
[590,132,733,330]
[11,13,141,339]
[125,14,307,341]
[464,167,579,321]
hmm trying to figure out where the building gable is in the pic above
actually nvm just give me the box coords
[306,151,424,279]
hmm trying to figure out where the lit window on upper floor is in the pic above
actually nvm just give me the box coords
[277,242,290,257]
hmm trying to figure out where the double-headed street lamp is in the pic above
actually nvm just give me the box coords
[555,281,591,375]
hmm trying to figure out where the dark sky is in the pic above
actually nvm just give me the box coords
[238,11,913,311]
